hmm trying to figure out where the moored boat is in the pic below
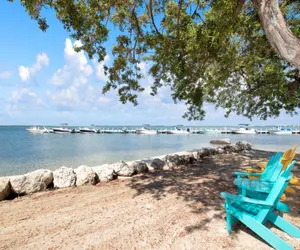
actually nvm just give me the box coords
[268,127,292,135]
[232,124,256,134]
[199,129,220,134]
[79,127,97,133]
[52,127,72,133]
[26,126,49,134]
[136,127,157,134]
[167,127,190,134]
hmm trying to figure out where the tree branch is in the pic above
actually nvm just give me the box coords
[233,0,245,17]
[252,0,300,70]
[148,0,161,35]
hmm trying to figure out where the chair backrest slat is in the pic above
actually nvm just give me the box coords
[281,145,297,170]
[256,161,296,222]
[261,152,283,181]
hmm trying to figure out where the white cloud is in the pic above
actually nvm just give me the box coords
[6,88,43,115]
[50,39,93,87]
[98,96,111,104]
[18,52,49,81]
[0,71,12,79]
[48,38,113,112]
[93,55,110,82]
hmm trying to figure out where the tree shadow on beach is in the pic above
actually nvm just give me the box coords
[127,149,300,235]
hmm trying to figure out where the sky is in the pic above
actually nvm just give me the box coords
[0,1,298,126]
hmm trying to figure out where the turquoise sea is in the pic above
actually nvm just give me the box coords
[0,126,299,176]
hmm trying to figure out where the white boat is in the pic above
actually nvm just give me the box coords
[232,124,256,134]
[52,127,72,133]
[79,127,97,133]
[167,127,190,134]
[268,127,292,135]
[26,126,49,134]
[102,128,126,134]
[136,127,157,134]
[199,129,220,134]
[232,127,256,134]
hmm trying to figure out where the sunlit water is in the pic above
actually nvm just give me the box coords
[0,126,299,176]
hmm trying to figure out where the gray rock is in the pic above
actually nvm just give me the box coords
[74,166,98,186]
[131,161,149,174]
[10,169,53,195]
[111,161,136,177]
[92,164,116,182]
[0,178,11,201]
[191,151,198,160]
[210,139,231,145]
[223,144,240,153]
[215,147,225,154]
[53,166,76,188]
[183,153,196,164]
[165,154,180,167]
[150,158,166,170]
[165,154,189,168]
[196,148,213,160]
[236,141,252,151]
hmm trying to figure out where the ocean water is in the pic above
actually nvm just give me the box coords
[0,126,299,176]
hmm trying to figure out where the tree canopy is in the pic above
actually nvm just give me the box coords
[10,0,300,120]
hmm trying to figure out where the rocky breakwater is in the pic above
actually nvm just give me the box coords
[0,141,252,201]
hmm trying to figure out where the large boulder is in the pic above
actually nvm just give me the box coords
[74,166,98,186]
[195,148,214,160]
[53,166,76,188]
[150,158,166,170]
[236,141,252,151]
[165,154,188,168]
[181,153,197,164]
[111,161,136,177]
[0,178,11,201]
[215,147,225,154]
[131,161,149,174]
[223,144,240,153]
[92,164,116,182]
[10,169,53,195]
[210,139,231,145]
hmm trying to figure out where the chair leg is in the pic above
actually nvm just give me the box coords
[226,211,233,233]
[238,214,293,250]
[268,212,300,238]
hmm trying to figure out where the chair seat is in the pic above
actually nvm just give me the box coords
[233,179,273,193]
[228,200,264,217]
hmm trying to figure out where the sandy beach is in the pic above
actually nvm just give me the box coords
[0,149,299,250]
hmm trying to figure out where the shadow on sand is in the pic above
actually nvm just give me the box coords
[127,149,300,240]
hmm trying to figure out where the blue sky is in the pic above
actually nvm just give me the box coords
[0,1,298,126]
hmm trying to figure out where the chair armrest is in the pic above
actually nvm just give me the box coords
[220,192,273,207]
[234,172,262,178]
[246,168,262,173]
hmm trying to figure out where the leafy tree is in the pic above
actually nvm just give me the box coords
[9,0,300,120]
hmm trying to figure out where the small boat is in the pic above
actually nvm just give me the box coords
[268,127,292,135]
[79,127,97,133]
[199,129,220,134]
[52,127,72,133]
[26,126,49,134]
[136,127,157,134]
[167,127,190,134]
[232,124,256,134]
[102,128,126,134]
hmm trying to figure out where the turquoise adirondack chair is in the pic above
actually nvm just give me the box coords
[233,152,290,212]
[221,160,300,250]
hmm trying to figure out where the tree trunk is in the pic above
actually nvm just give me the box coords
[252,0,300,70]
